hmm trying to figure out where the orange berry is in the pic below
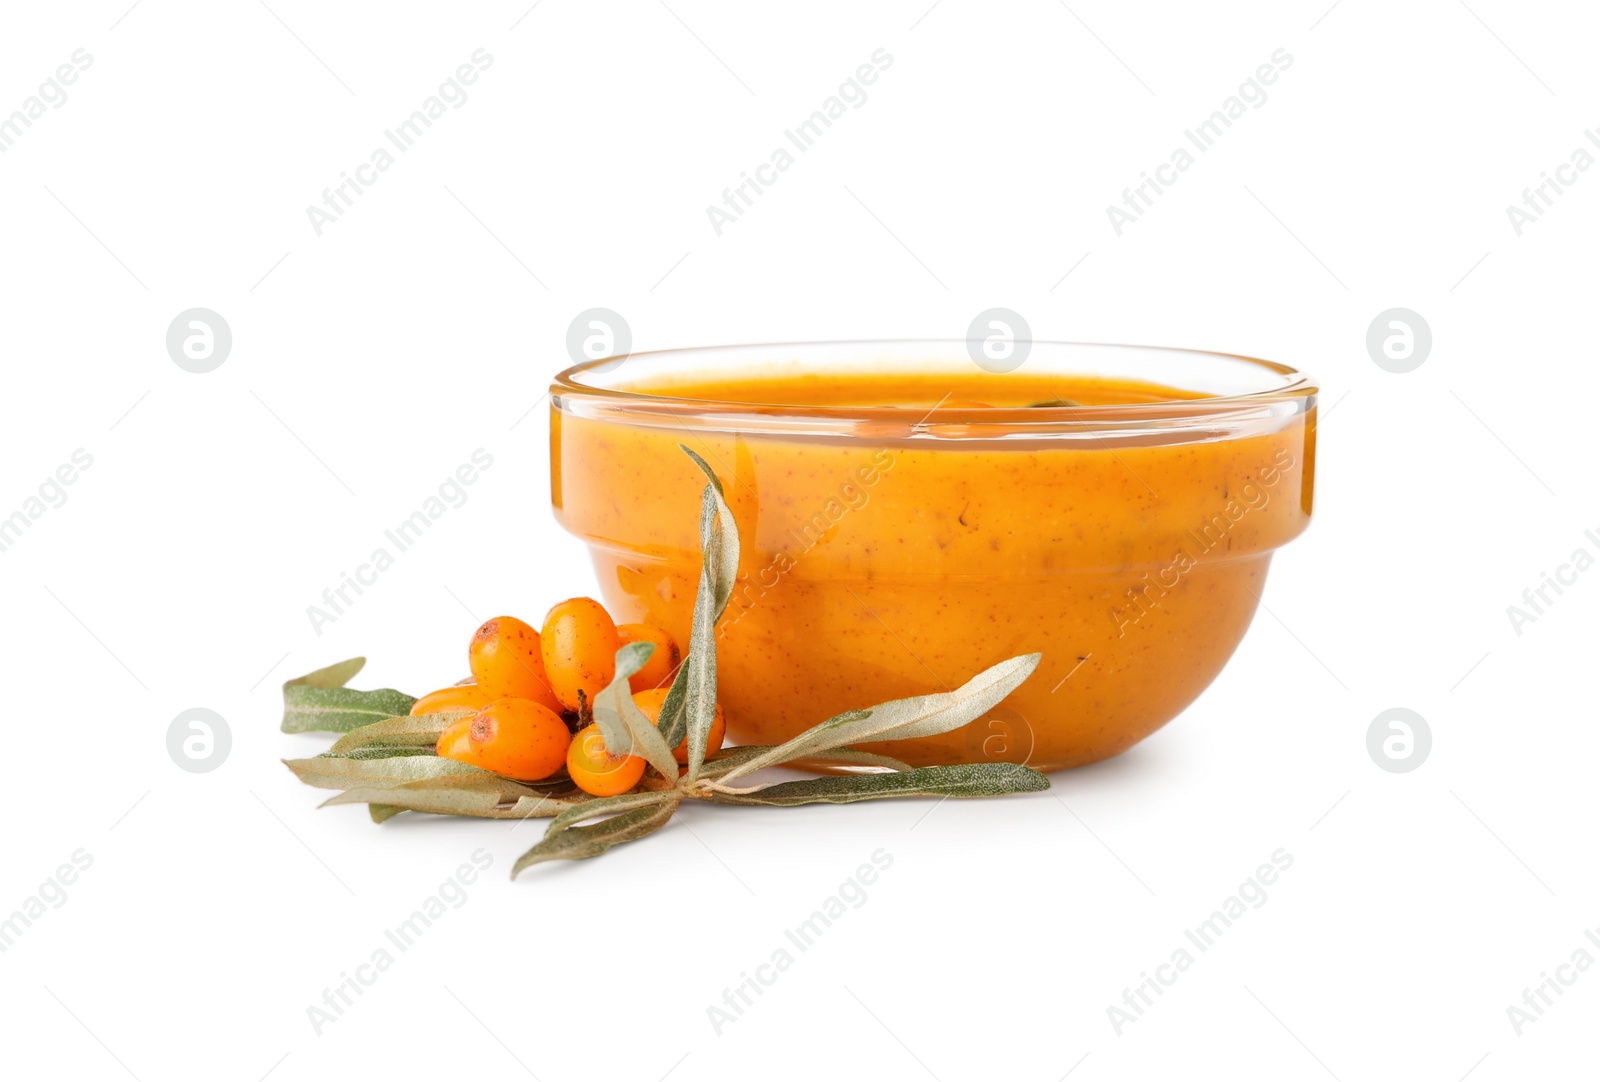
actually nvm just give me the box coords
[540,598,620,712]
[410,684,493,716]
[631,687,725,765]
[566,723,646,796]
[616,624,680,692]
[468,617,563,714]
[441,699,570,781]
[435,715,482,764]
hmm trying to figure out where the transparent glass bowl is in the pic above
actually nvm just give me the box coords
[551,341,1317,772]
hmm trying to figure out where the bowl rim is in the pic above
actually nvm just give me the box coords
[551,339,1318,433]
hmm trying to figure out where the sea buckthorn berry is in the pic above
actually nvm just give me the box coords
[468,617,563,714]
[436,715,482,765]
[631,687,726,765]
[566,723,647,796]
[616,623,680,692]
[460,699,570,781]
[540,598,620,712]
[410,684,493,716]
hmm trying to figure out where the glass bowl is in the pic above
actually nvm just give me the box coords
[550,341,1316,772]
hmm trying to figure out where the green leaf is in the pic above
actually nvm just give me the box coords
[658,448,741,757]
[545,790,682,834]
[328,712,465,754]
[323,774,580,819]
[507,794,568,819]
[678,444,726,498]
[695,744,915,779]
[369,803,404,823]
[285,657,367,689]
[697,745,781,779]
[684,485,737,783]
[283,754,487,790]
[590,641,680,782]
[512,797,681,878]
[702,763,1049,806]
[321,745,435,761]
[712,654,1041,786]
[783,748,917,773]
[679,445,740,618]
[281,684,418,734]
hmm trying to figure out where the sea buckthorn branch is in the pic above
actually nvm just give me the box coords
[276,447,1052,878]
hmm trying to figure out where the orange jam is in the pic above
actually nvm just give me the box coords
[552,369,1314,771]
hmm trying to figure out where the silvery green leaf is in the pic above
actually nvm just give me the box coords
[696,712,863,785]
[369,803,404,823]
[696,744,915,779]
[696,745,779,779]
[678,444,726,497]
[285,657,366,689]
[283,754,485,790]
[685,483,740,782]
[324,775,580,818]
[280,684,418,734]
[590,641,680,782]
[507,794,568,819]
[713,654,1042,785]
[329,712,465,754]
[659,448,741,753]
[322,745,435,761]
[782,748,917,773]
[546,790,681,834]
[656,489,721,758]
[678,540,721,779]
[702,763,1048,806]
[512,797,681,878]
[679,445,740,618]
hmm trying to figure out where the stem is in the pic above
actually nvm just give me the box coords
[693,780,765,796]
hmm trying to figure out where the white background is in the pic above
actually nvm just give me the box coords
[1,1,1595,1079]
